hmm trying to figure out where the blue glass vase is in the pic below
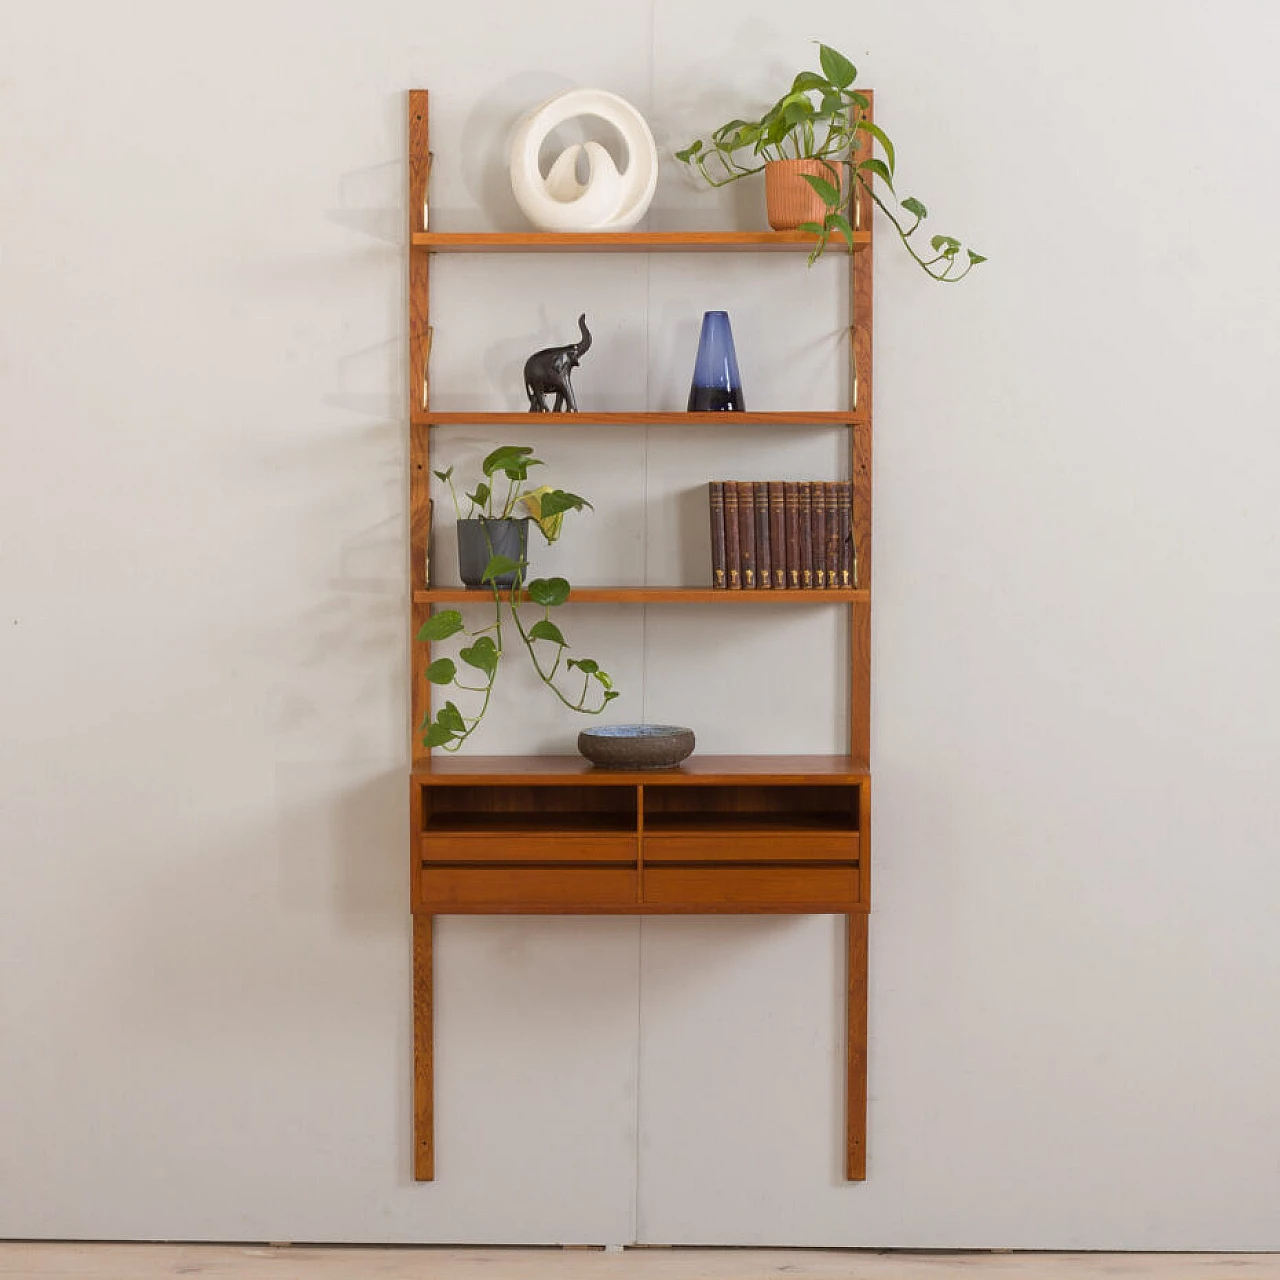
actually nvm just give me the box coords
[687,310,745,412]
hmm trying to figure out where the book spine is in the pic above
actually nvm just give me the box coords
[798,482,814,589]
[812,481,827,589]
[824,482,841,589]
[838,480,853,589]
[735,480,756,589]
[768,481,786,588]
[754,481,771,589]
[784,482,800,589]
[723,482,741,589]
[708,481,726,589]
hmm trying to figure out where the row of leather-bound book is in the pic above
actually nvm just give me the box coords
[708,480,857,590]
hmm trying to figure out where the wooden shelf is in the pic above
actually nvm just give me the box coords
[413,230,870,253]
[415,585,867,605]
[413,754,869,783]
[412,410,863,427]
[405,87,875,1183]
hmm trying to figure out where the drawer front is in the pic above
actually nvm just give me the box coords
[641,865,859,912]
[643,831,858,864]
[419,867,639,913]
[421,832,637,864]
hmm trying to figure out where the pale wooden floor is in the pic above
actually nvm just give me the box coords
[1,1246,1277,1280]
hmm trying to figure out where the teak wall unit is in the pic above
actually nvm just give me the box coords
[407,90,874,1183]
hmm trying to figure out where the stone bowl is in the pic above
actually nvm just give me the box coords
[577,724,695,771]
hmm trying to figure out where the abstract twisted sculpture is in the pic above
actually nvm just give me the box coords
[509,89,658,232]
[524,314,592,413]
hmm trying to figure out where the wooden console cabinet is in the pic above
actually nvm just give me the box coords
[407,90,874,1183]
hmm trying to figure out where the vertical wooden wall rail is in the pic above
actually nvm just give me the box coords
[408,89,436,1182]
[845,89,874,1181]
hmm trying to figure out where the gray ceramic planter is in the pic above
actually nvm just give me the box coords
[456,517,529,588]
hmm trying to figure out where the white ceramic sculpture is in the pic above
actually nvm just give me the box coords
[509,89,657,232]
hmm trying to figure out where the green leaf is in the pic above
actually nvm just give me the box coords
[438,701,466,732]
[855,120,895,175]
[848,91,870,110]
[797,220,825,235]
[712,118,750,142]
[603,690,621,702]
[826,212,856,250]
[818,44,857,89]
[425,657,457,684]
[856,157,895,192]
[423,722,456,748]
[417,609,464,642]
[537,489,592,519]
[901,196,928,219]
[931,234,961,252]
[792,71,831,94]
[567,657,599,675]
[591,668,613,689]
[481,444,541,480]
[528,619,567,646]
[967,249,988,265]
[527,576,571,607]
[800,173,841,208]
[432,466,454,483]
[458,635,499,676]
[482,554,522,583]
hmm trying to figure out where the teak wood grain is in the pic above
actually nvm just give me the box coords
[416,586,868,605]
[413,230,871,253]
[408,90,432,771]
[413,411,865,427]
[413,754,868,783]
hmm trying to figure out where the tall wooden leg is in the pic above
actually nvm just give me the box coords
[413,912,434,1181]
[846,911,868,1181]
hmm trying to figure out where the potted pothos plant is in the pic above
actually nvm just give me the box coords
[675,42,984,280]
[420,445,619,751]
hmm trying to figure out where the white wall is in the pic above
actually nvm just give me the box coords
[2,0,1279,1250]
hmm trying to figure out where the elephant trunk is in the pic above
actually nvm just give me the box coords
[574,313,592,358]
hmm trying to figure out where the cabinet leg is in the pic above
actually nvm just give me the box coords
[846,912,868,1181]
[413,913,434,1181]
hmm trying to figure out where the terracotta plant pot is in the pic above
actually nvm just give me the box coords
[765,158,841,231]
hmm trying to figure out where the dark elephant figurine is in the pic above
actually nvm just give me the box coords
[524,314,592,412]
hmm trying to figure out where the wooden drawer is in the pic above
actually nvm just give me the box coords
[641,865,859,912]
[419,867,639,913]
[643,831,858,863]
[421,832,637,864]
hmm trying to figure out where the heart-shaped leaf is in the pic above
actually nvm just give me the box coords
[818,44,857,89]
[425,657,457,685]
[528,619,567,647]
[826,212,855,250]
[482,554,522,583]
[459,636,498,677]
[417,610,463,642]
[567,657,599,675]
[481,445,535,477]
[423,722,456,748]
[901,196,929,219]
[527,577,571,607]
[855,120,896,175]
[438,701,466,733]
[856,157,895,193]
